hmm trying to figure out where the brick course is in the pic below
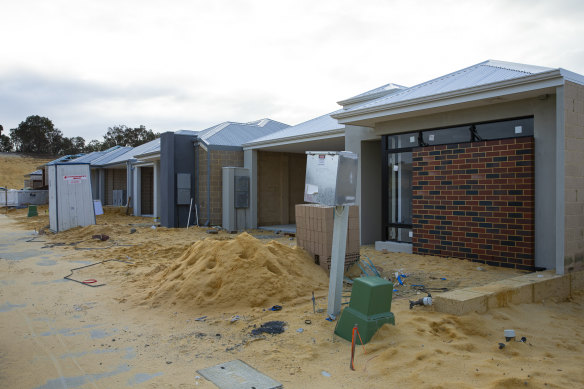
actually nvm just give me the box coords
[412,137,535,270]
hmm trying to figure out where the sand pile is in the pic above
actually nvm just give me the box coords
[142,232,328,309]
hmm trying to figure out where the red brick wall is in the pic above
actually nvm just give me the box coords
[412,137,535,270]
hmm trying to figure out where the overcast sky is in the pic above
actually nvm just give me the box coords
[1,0,583,141]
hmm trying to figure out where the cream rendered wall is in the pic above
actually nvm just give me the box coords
[348,96,559,270]
[564,81,584,272]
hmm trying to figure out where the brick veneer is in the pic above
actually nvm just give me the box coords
[196,147,244,226]
[412,137,535,270]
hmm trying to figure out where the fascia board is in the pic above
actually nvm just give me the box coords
[134,152,160,161]
[560,68,584,85]
[333,70,565,124]
[243,129,345,151]
[337,90,399,107]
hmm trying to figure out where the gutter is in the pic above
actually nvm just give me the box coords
[242,128,345,150]
[332,69,565,121]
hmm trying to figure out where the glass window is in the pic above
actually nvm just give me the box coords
[423,126,470,145]
[477,117,534,140]
[386,132,419,150]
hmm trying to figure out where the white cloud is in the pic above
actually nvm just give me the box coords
[1,0,583,140]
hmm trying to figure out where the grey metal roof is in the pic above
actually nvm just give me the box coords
[244,111,344,146]
[90,146,133,166]
[25,169,43,176]
[66,145,127,165]
[45,154,85,165]
[342,60,554,113]
[198,119,289,147]
[338,83,407,106]
[102,139,160,166]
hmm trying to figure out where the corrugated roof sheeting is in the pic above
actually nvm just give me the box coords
[90,146,133,166]
[344,60,555,112]
[245,112,344,145]
[199,119,289,147]
[104,139,160,165]
[45,154,85,165]
[342,83,407,101]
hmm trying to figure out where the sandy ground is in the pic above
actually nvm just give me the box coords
[1,206,583,388]
[0,153,54,190]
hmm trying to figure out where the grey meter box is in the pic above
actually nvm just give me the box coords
[234,175,249,208]
[176,173,191,205]
[304,151,358,206]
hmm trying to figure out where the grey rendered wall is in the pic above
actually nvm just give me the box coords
[160,132,197,228]
[345,125,381,245]
[371,96,558,269]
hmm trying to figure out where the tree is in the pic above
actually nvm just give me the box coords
[9,115,64,154]
[60,136,86,155]
[0,124,12,152]
[84,139,103,152]
[101,125,159,149]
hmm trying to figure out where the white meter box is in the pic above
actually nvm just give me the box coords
[304,151,358,206]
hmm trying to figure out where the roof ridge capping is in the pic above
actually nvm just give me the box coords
[483,59,554,74]
[338,83,407,107]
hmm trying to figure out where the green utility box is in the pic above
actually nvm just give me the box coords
[27,205,38,217]
[334,276,395,344]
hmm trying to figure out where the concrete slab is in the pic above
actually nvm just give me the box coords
[515,271,571,302]
[433,288,488,315]
[375,241,413,254]
[258,224,296,234]
[197,359,282,389]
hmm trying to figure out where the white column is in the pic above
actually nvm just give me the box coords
[134,167,141,216]
[153,162,159,218]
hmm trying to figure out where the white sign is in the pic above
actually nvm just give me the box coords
[63,175,87,184]
[93,200,104,215]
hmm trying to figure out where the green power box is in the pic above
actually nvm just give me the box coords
[334,276,395,344]
[27,205,38,217]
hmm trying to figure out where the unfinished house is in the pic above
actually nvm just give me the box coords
[149,120,288,228]
[330,60,584,273]
[241,84,406,233]
[23,170,43,189]
[67,146,132,204]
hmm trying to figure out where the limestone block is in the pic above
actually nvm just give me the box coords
[516,272,571,301]
[433,289,488,316]
[472,278,534,308]
[571,270,584,293]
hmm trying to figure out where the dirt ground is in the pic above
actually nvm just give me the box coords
[0,153,54,190]
[1,205,583,388]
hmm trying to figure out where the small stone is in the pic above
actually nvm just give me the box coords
[166,361,172,364]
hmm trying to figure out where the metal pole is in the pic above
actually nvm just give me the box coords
[327,205,349,318]
[187,198,193,229]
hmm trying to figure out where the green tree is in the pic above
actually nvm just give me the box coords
[9,115,64,154]
[0,124,12,152]
[84,139,103,152]
[60,136,86,155]
[101,125,159,149]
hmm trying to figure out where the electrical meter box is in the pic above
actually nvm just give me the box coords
[176,173,191,205]
[304,151,358,206]
[234,175,249,209]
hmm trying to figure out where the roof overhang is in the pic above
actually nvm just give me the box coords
[243,129,345,153]
[134,151,160,162]
[333,69,566,127]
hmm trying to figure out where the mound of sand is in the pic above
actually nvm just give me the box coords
[142,232,329,309]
